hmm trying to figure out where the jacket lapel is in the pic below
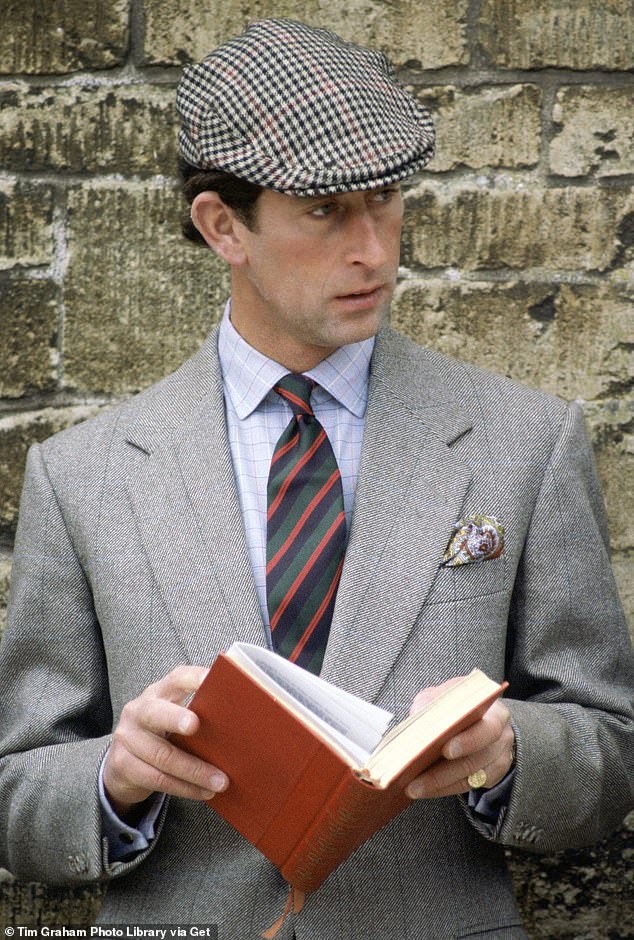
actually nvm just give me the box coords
[321,328,474,701]
[123,328,266,667]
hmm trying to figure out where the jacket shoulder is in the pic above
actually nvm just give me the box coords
[39,328,221,462]
[382,326,571,422]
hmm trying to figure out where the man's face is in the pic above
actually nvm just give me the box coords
[230,185,404,370]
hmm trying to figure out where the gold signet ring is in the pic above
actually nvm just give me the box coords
[467,769,487,789]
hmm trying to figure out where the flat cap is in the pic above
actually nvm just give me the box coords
[176,18,435,196]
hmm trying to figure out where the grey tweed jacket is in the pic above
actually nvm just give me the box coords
[1,326,633,940]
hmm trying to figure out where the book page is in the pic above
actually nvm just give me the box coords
[227,643,393,765]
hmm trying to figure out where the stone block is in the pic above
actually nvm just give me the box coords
[550,86,634,178]
[477,0,634,71]
[0,407,104,538]
[0,0,129,74]
[401,183,633,273]
[416,84,541,172]
[391,279,633,402]
[143,0,468,68]
[508,813,634,940]
[63,181,231,395]
[0,279,58,398]
[0,83,177,176]
[0,179,55,270]
[0,551,11,642]
[0,879,103,929]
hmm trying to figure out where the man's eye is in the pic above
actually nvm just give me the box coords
[372,188,398,203]
[311,202,336,217]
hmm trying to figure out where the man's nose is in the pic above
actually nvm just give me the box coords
[345,212,389,268]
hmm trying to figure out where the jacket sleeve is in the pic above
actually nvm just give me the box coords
[0,443,165,883]
[478,402,634,851]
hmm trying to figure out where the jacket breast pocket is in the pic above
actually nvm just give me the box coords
[424,555,507,605]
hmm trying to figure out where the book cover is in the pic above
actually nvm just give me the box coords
[172,648,506,893]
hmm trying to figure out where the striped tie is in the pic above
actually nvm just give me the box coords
[266,374,346,674]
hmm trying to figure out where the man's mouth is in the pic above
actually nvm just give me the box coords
[338,284,383,299]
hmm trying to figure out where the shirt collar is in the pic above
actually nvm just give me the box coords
[218,299,373,420]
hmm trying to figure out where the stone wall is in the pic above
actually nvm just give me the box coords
[1,0,632,936]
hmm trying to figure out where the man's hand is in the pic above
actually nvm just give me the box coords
[102,666,229,820]
[405,678,515,800]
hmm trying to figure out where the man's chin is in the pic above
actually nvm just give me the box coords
[335,304,390,345]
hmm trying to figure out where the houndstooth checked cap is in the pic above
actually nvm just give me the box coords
[176,18,435,196]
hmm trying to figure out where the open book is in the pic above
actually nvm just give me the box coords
[172,642,507,893]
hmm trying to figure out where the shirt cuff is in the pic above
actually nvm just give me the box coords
[98,754,165,862]
[467,768,515,823]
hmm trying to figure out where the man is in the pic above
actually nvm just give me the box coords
[0,19,632,940]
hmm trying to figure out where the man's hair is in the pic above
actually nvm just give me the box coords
[179,157,263,244]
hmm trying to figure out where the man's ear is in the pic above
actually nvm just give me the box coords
[190,191,248,265]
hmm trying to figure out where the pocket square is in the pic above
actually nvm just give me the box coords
[443,515,505,567]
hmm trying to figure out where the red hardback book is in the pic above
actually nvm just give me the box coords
[172,643,507,894]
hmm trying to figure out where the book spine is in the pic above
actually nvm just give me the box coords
[280,771,410,893]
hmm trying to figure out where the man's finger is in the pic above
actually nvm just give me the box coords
[442,701,511,760]
[121,696,201,738]
[145,665,210,705]
[105,749,221,806]
[409,677,463,715]
[406,732,515,799]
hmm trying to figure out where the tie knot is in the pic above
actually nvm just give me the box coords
[274,373,315,418]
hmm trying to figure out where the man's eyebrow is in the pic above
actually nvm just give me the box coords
[295,194,335,203]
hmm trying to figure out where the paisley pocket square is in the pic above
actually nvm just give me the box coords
[443,515,505,567]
